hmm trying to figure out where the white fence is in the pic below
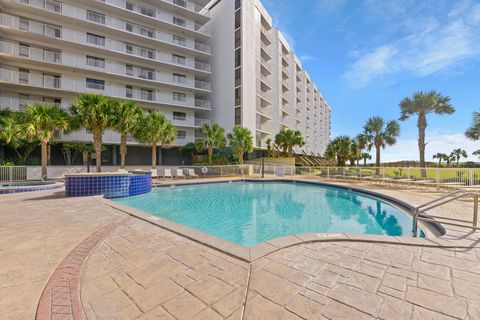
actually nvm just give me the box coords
[0,166,27,182]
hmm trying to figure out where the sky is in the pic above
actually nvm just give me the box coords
[261,0,480,162]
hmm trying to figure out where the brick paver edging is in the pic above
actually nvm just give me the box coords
[35,216,132,320]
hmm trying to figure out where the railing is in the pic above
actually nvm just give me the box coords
[412,190,480,237]
[0,166,27,182]
[178,165,251,178]
[194,118,210,127]
[194,98,211,108]
[194,79,211,90]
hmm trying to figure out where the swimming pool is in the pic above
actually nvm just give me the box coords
[114,181,421,247]
[0,182,53,188]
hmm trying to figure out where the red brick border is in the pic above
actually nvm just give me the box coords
[35,216,131,320]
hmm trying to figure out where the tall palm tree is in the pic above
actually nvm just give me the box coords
[70,94,114,172]
[361,152,372,166]
[450,148,468,166]
[111,100,143,169]
[325,136,352,166]
[465,112,480,141]
[349,139,360,166]
[201,123,225,164]
[0,110,38,164]
[361,116,400,174]
[399,91,455,173]
[227,126,253,165]
[432,153,448,166]
[274,129,305,157]
[21,104,70,178]
[134,112,176,169]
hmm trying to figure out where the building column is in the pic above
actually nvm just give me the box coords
[112,145,118,166]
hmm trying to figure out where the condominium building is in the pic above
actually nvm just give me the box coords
[0,0,331,164]
[0,0,212,164]
[207,0,331,155]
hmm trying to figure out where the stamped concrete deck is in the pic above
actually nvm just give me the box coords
[1,179,480,320]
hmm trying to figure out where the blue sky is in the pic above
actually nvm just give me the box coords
[261,0,480,162]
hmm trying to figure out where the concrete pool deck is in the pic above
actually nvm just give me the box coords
[1,178,480,319]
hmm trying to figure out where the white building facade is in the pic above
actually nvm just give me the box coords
[207,0,331,155]
[0,0,331,163]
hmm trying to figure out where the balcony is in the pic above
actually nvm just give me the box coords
[194,61,211,72]
[194,79,211,90]
[0,41,62,64]
[194,118,210,127]
[194,98,211,109]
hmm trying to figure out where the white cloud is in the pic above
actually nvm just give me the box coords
[299,54,316,62]
[378,133,479,163]
[343,2,480,88]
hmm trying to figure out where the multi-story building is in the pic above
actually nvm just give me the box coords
[0,0,331,165]
[0,0,212,164]
[207,0,331,155]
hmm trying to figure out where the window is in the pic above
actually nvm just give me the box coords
[18,94,29,111]
[19,43,29,57]
[235,48,241,67]
[139,68,154,80]
[235,10,241,29]
[140,5,155,17]
[235,0,241,10]
[87,10,105,24]
[126,85,133,98]
[44,25,61,38]
[126,65,133,76]
[126,1,133,10]
[235,68,241,87]
[43,74,61,88]
[173,112,186,121]
[141,88,154,101]
[126,23,133,32]
[87,33,105,46]
[172,54,185,65]
[86,56,105,68]
[235,87,241,106]
[43,97,61,105]
[173,0,186,8]
[176,130,186,139]
[140,47,155,59]
[235,29,241,48]
[44,49,61,63]
[86,78,105,90]
[173,17,186,27]
[19,68,29,84]
[139,26,155,38]
[173,92,186,102]
[172,73,187,83]
[19,18,29,31]
[235,107,241,126]
[45,0,61,12]
[126,44,133,54]
[172,35,186,46]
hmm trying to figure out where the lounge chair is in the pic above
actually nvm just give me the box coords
[162,168,172,179]
[150,169,159,179]
[185,168,199,178]
[173,168,186,179]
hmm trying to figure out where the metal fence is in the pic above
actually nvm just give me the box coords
[0,166,27,182]
[178,165,251,178]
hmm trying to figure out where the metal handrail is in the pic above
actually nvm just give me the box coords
[412,190,480,237]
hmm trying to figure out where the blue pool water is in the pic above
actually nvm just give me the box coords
[114,181,420,247]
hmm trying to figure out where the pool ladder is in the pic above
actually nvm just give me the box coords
[412,190,480,237]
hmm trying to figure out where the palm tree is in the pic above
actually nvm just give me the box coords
[473,150,480,160]
[450,148,468,166]
[111,100,143,169]
[227,126,253,165]
[179,141,204,164]
[0,110,38,164]
[275,129,305,157]
[201,123,225,164]
[349,139,360,166]
[265,138,273,157]
[361,116,400,174]
[399,91,455,173]
[70,94,114,172]
[465,112,480,141]
[20,104,70,178]
[361,152,372,166]
[432,153,448,167]
[325,136,352,166]
[134,112,176,169]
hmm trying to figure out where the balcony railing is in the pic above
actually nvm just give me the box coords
[195,79,211,90]
[194,98,211,108]
[194,118,210,127]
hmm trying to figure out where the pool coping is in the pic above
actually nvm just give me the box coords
[0,181,64,194]
[98,178,472,263]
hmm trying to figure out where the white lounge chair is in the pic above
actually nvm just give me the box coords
[150,169,159,179]
[173,168,186,179]
[162,168,172,179]
[185,168,199,178]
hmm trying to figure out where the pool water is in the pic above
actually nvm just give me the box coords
[114,181,420,247]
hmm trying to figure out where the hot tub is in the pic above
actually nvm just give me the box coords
[65,171,152,198]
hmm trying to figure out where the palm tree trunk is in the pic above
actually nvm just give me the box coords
[41,140,48,179]
[47,144,52,166]
[364,158,367,166]
[208,146,213,164]
[120,133,128,169]
[82,150,88,165]
[238,151,244,165]
[418,113,427,177]
[375,145,381,176]
[151,143,157,169]
[93,130,103,172]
